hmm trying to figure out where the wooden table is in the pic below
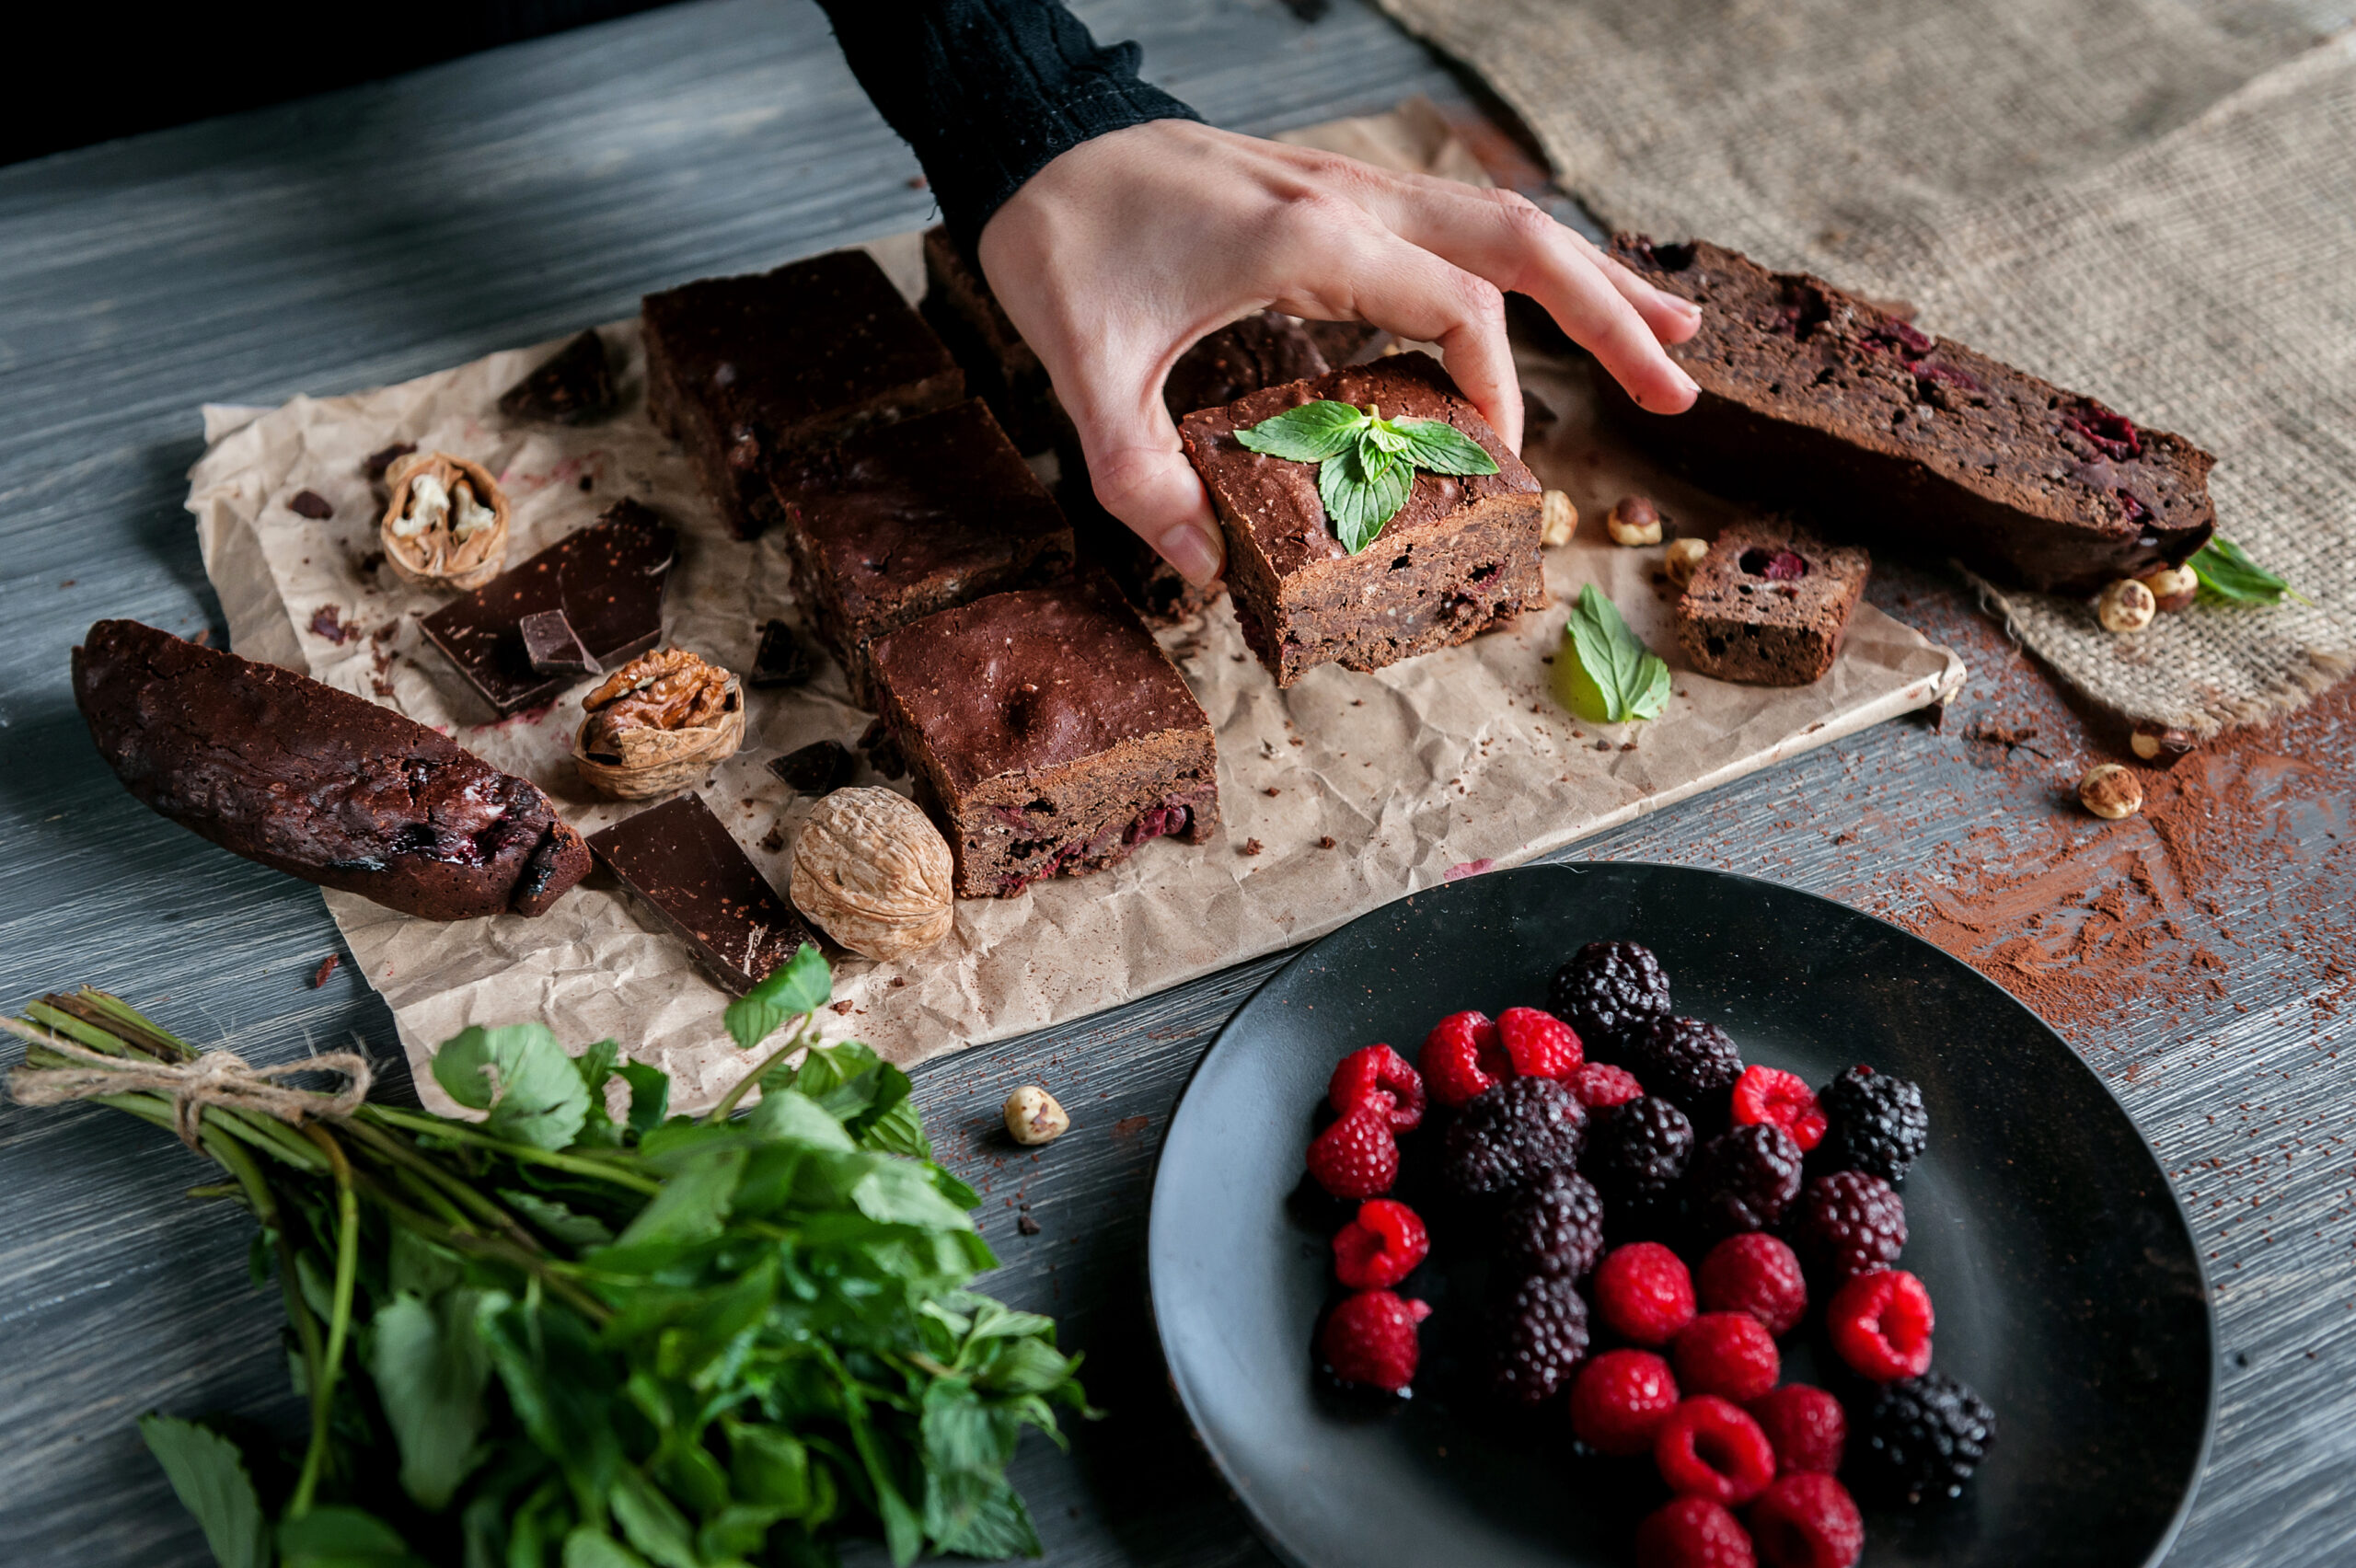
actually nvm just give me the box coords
[3,3,2350,1563]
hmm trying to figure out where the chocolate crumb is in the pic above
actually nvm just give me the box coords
[355,549,386,576]
[310,954,340,987]
[190,628,211,647]
[830,1000,855,1015]
[1594,738,1611,752]
[1242,837,1265,856]
[309,605,352,645]
[1264,787,1281,797]
[289,490,334,519]
[1319,836,1336,849]
[758,824,787,853]
[1017,1213,1042,1235]
[364,441,416,480]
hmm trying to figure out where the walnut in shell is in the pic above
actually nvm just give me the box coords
[791,787,954,962]
[572,647,745,799]
[379,452,510,591]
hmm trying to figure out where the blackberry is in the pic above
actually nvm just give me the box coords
[1855,1372,1997,1505]
[1487,1271,1591,1406]
[1819,1066,1930,1183]
[1627,1017,1745,1118]
[1583,1095,1695,1209]
[1499,1170,1607,1279]
[1550,940,1672,1057]
[1440,1077,1588,1203]
[1795,1170,1908,1282]
[1688,1124,1804,1237]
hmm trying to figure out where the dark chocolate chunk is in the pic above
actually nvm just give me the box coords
[420,499,676,716]
[73,620,589,921]
[289,489,335,519]
[499,330,618,425]
[518,609,599,677]
[364,442,417,480]
[856,717,907,780]
[768,740,854,795]
[586,792,817,995]
[747,618,814,688]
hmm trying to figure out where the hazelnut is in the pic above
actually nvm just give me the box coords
[790,787,955,961]
[1665,536,1710,586]
[2137,562,2198,613]
[2130,724,2196,766]
[2095,578,2155,633]
[1540,490,1578,548]
[1607,495,1663,547]
[1004,1085,1070,1146]
[2077,763,2144,820]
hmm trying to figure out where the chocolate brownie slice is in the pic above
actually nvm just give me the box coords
[587,792,817,994]
[1180,352,1546,686]
[644,249,964,538]
[74,620,589,921]
[768,399,1075,707]
[868,572,1218,898]
[1603,236,2214,594]
[1673,521,1871,686]
[918,226,1065,455]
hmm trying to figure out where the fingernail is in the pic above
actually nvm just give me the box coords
[1672,297,1702,319]
[1159,522,1225,587]
[1673,365,1701,398]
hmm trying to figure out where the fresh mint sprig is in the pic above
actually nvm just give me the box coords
[1236,398,1499,552]
[2188,537,2310,606]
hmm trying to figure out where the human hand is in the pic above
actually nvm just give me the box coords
[976,119,1702,586]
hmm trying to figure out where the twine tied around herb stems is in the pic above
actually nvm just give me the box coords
[6,1030,371,1147]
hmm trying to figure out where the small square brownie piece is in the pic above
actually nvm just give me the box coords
[587,791,818,995]
[644,249,964,538]
[1180,352,1545,686]
[1673,520,1871,686]
[868,572,1219,899]
[919,226,1065,455]
[768,398,1075,707]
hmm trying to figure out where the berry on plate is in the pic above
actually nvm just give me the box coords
[1569,1060,1646,1110]
[1571,1349,1681,1456]
[1855,1371,1996,1504]
[1747,1472,1864,1568]
[1593,1241,1697,1345]
[1689,1124,1805,1238]
[1672,1312,1781,1402]
[1488,1272,1591,1406]
[1499,1170,1607,1279]
[1421,1009,1511,1107]
[1655,1395,1778,1506]
[1827,1268,1934,1381]
[1746,1384,1846,1475]
[1817,1065,1929,1184]
[1496,1005,1585,1078]
[1635,1495,1757,1568]
[1331,1199,1429,1289]
[1729,1066,1827,1151]
[1328,1043,1426,1132]
[1318,1289,1431,1393]
[1695,1233,1807,1337]
[1628,1016,1745,1117]
[1587,1095,1695,1210]
[1794,1171,1907,1284]
[1439,1077,1587,1202]
[1306,1106,1400,1201]
[1551,940,1674,1056]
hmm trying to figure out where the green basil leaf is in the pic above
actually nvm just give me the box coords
[728,1424,814,1515]
[1231,399,1369,461]
[370,1289,494,1510]
[1383,417,1500,476]
[1318,443,1415,554]
[725,943,830,1054]
[610,1470,699,1568]
[431,1023,590,1151]
[277,1506,430,1568]
[559,1528,648,1568]
[138,1415,268,1568]
[1563,584,1671,723]
[2189,537,2305,605]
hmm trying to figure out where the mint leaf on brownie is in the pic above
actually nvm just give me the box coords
[1386,417,1501,478]
[1233,398,1369,461]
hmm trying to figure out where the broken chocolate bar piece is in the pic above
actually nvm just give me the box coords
[74,619,589,921]
[586,791,818,995]
[519,609,598,677]
[768,739,854,795]
[420,499,676,715]
[747,617,814,688]
[499,330,618,425]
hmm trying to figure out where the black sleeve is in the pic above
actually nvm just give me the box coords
[814,0,1201,251]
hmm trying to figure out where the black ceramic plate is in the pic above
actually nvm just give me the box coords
[1148,862,2212,1568]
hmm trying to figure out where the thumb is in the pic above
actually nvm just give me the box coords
[1069,397,1227,588]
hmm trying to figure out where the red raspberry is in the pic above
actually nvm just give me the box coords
[1747,1385,1845,1475]
[1747,1473,1863,1568]
[1593,1241,1697,1346]
[1328,1043,1426,1132]
[1696,1233,1807,1337]
[1570,1348,1681,1456]
[1569,1060,1645,1109]
[1421,1010,1509,1108]
[1655,1395,1778,1506]
[1306,1107,1399,1200]
[1827,1268,1934,1381]
[1729,1066,1827,1151]
[1636,1496,1758,1568]
[1496,1006,1584,1078]
[1317,1289,1431,1392]
[1672,1312,1781,1401]
[1331,1199,1429,1289]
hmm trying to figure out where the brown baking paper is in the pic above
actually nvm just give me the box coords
[187,210,1962,1122]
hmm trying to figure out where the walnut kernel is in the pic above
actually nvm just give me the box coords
[2077,763,2143,820]
[2137,562,2199,613]
[1665,536,1710,586]
[1003,1085,1070,1146]
[379,452,509,591]
[2096,578,2155,633]
[1607,495,1663,547]
[790,787,954,961]
[572,648,745,799]
[1540,490,1578,548]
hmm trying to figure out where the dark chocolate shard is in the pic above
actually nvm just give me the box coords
[519,609,598,677]
[289,489,335,519]
[420,499,676,716]
[747,618,814,688]
[768,740,854,796]
[587,792,818,995]
[499,330,618,425]
[364,441,417,480]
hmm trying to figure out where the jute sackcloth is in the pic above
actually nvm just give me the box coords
[1373,0,2356,734]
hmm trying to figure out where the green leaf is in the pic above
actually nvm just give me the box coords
[618,1061,670,1137]
[139,1415,268,1568]
[1623,647,1673,721]
[1232,399,1369,462]
[607,1147,745,1251]
[977,1336,1086,1397]
[1383,416,1500,477]
[1361,420,1413,456]
[851,1160,977,1232]
[725,944,830,1054]
[925,1470,1043,1560]
[371,1288,495,1509]
[278,1506,430,1568]
[1319,441,1415,554]
[610,1470,700,1568]
[1560,584,1672,724]
[2189,537,2308,605]
[573,1038,620,1098]
[498,1189,616,1248]
[433,1024,591,1151]
[560,1528,649,1568]
[745,1088,857,1151]
[729,1424,814,1515]
[856,1096,930,1159]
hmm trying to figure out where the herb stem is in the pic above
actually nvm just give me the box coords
[704,1013,814,1124]
[363,1106,663,1193]
[341,1115,545,1251]
[288,1124,361,1518]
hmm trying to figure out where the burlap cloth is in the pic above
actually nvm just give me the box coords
[1376,1,2356,734]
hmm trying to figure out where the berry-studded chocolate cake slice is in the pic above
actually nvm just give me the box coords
[867,571,1218,898]
[1604,236,2213,594]
[1673,520,1871,686]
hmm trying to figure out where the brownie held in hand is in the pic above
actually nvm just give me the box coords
[1180,352,1545,686]
[1673,521,1871,686]
[869,573,1218,898]
[74,620,589,921]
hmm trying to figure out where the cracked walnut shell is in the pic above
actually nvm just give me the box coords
[572,647,745,799]
[791,787,955,962]
[379,451,510,591]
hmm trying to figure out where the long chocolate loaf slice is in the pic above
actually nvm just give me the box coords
[1603,237,2214,594]
[75,620,589,921]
